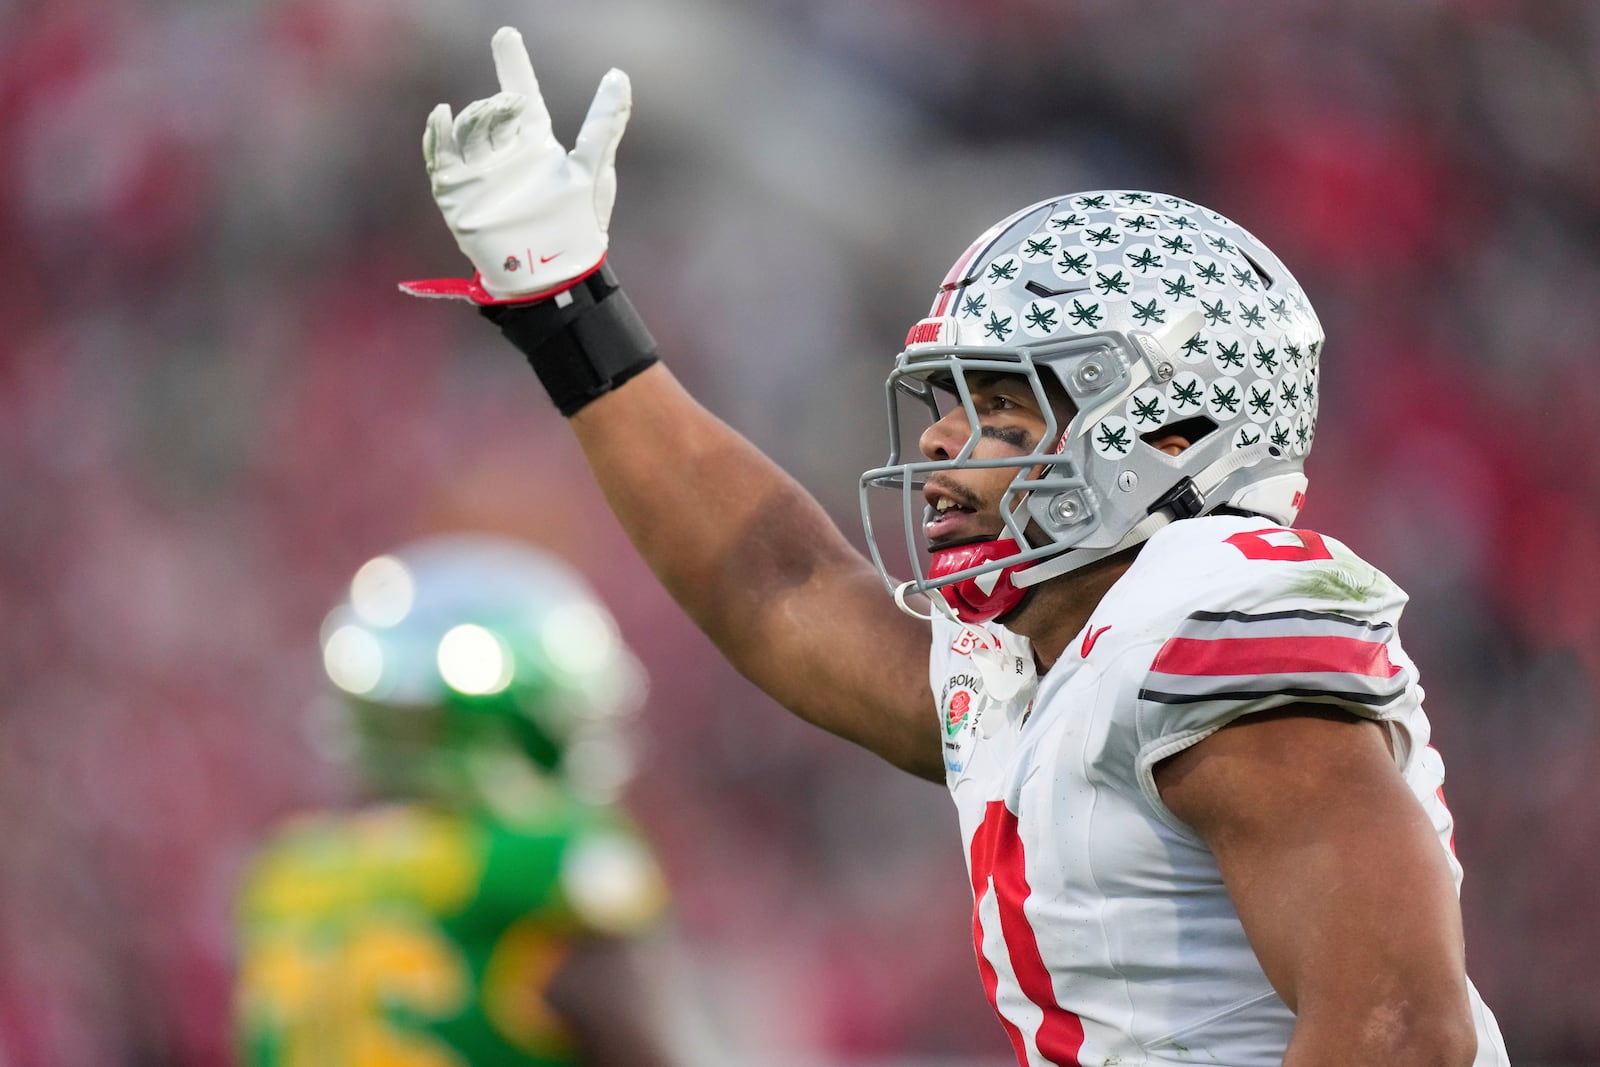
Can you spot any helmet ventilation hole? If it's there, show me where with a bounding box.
[1240,250,1276,290]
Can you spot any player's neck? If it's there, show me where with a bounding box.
[1004,546,1141,672]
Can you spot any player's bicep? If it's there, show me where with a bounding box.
[746,561,942,782]
[1155,707,1473,1052]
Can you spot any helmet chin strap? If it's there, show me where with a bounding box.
[891,574,1008,659]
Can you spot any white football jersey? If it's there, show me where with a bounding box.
[931,515,1509,1067]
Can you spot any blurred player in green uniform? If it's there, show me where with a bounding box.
[234,534,701,1067]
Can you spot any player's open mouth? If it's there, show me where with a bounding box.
[923,485,987,545]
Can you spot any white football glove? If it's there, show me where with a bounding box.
[400,27,632,304]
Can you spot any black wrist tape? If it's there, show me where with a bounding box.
[479,264,659,417]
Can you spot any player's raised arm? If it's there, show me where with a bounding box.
[401,28,941,782]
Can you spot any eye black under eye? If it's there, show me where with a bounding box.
[981,425,1031,448]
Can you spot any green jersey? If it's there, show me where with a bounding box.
[234,797,668,1067]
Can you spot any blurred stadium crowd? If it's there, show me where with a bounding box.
[2,0,1597,1063]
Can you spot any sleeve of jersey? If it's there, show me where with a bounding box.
[1133,536,1419,790]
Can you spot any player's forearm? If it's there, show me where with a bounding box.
[566,363,942,780]
[569,362,871,653]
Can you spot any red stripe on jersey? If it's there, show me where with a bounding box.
[970,801,1086,1066]
[1151,635,1401,679]
[1429,749,1457,856]
[1437,785,1456,855]
[969,904,1020,1062]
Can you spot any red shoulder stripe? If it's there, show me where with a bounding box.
[1152,634,1401,679]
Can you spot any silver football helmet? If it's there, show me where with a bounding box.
[860,191,1324,623]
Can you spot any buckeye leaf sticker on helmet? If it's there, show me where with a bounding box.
[860,191,1325,624]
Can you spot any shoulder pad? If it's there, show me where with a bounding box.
[1132,516,1415,722]
[1129,516,1407,624]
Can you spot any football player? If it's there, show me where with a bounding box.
[233,534,705,1066]
[400,28,1512,1067]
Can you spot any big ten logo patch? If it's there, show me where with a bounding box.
[951,627,1000,657]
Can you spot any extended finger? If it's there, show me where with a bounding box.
[571,68,632,177]
[490,27,551,143]
[452,93,527,166]
[422,103,462,173]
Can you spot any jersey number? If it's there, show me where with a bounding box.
[238,915,469,1067]
[970,800,1085,1066]
[1224,527,1333,562]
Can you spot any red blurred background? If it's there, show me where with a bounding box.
[2,1,1596,1063]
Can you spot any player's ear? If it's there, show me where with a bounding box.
[1144,414,1213,456]
[1146,432,1192,456]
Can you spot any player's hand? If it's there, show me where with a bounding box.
[400,27,632,304]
